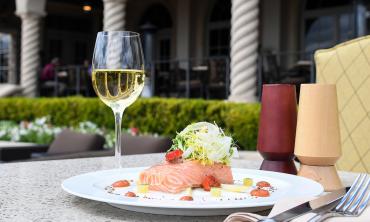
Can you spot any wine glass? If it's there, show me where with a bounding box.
[92,31,145,168]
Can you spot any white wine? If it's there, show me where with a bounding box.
[92,69,145,110]
[92,32,145,168]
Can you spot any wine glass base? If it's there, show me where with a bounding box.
[260,159,297,175]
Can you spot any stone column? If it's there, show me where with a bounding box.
[229,0,259,103]
[16,0,46,97]
[103,0,127,31]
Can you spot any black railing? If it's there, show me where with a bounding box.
[147,56,230,99]
[42,65,92,97]
[44,52,315,100]
[47,57,231,99]
[257,51,315,99]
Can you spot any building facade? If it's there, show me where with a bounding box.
[0,0,368,100]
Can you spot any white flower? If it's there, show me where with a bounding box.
[10,128,20,141]
[19,128,27,135]
[35,117,48,125]
[44,128,53,135]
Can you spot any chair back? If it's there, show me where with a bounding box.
[315,36,370,173]
[209,59,226,84]
[121,133,172,155]
[263,52,280,82]
[48,129,105,155]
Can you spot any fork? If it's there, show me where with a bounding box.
[308,173,370,222]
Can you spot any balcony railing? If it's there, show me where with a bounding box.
[146,56,230,99]
[42,52,315,100]
[47,57,231,99]
[47,65,92,97]
[257,51,315,99]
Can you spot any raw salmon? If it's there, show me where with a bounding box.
[139,160,233,193]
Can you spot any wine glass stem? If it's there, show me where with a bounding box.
[114,110,124,168]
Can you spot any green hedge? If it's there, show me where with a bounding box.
[0,97,260,150]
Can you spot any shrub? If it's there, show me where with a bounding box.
[0,97,260,150]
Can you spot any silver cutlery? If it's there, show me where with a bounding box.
[257,188,346,222]
[308,173,370,222]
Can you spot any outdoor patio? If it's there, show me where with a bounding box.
[0,0,370,221]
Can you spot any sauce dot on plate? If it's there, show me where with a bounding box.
[250,189,270,197]
[124,191,136,197]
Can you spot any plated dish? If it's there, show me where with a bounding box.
[62,122,324,216]
[62,167,323,215]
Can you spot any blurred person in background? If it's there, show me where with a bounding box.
[41,57,59,81]
[40,57,66,96]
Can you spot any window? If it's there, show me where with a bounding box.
[208,0,231,57]
[139,3,172,63]
[304,16,336,52]
[305,0,352,10]
[340,13,355,41]
[0,34,10,82]
[302,0,355,54]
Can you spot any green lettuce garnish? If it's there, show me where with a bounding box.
[169,122,238,165]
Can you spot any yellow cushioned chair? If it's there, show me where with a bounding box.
[315,36,370,173]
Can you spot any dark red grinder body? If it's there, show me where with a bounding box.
[257,84,297,174]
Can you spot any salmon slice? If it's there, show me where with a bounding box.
[139,160,233,193]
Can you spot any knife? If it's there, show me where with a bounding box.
[259,188,347,222]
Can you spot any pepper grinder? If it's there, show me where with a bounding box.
[294,84,343,191]
[257,84,298,175]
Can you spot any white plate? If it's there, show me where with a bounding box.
[62,167,323,216]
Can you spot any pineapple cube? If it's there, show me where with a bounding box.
[243,178,253,187]
[137,184,149,193]
[184,187,192,196]
[210,187,221,197]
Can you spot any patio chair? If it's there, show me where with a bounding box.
[174,61,203,98]
[260,51,310,99]
[206,59,227,99]
[121,133,172,155]
[46,129,105,155]
[155,70,172,97]
[0,83,23,97]
[315,35,370,173]
[262,52,308,84]
[30,133,172,161]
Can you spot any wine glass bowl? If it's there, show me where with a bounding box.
[92,31,145,168]
[92,69,145,110]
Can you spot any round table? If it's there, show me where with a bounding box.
[0,152,359,222]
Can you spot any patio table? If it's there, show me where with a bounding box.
[0,141,48,162]
[0,151,360,222]
[192,65,209,98]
